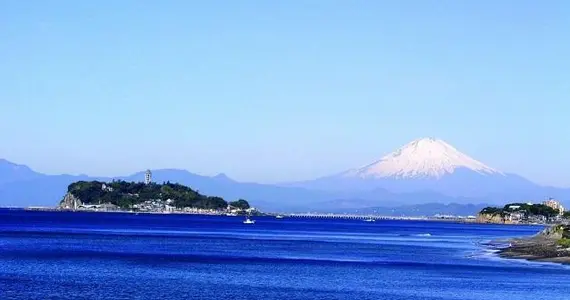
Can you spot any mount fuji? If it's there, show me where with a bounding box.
[341,138,500,179]
[290,138,545,201]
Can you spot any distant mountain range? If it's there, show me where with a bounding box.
[0,164,337,211]
[1,138,568,215]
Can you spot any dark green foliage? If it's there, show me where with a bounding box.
[529,205,559,219]
[480,206,503,215]
[65,180,246,210]
[229,199,250,210]
[557,238,570,247]
[561,226,570,239]
[502,203,559,219]
[69,181,107,204]
[564,211,570,218]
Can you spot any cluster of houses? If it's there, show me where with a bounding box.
[132,199,176,213]
[503,206,545,223]
[73,198,257,215]
[225,205,257,216]
[75,203,120,212]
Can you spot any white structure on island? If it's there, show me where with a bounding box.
[543,198,565,215]
[144,169,152,185]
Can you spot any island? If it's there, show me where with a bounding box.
[476,202,566,224]
[58,180,255,215]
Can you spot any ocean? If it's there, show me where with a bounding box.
[1,210,569,300]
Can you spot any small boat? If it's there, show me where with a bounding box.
[364,218,376,222]
[243,217,256,224]
[275,215,284,219]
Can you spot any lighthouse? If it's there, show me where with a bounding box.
[144,169,152,185]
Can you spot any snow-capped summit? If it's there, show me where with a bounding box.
[287,137,542,203]
[341,138,502,179]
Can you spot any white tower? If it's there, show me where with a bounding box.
[144,169,152,185]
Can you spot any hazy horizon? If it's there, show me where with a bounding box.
[3,136,570,190]
[2,1,570,186]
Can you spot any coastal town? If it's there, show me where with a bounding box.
[63,199,258,216]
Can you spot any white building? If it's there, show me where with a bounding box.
[543,198,565,215]
[144,169,152,185]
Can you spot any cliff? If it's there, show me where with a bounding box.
[476,212,508,224]
[59,192,82,209]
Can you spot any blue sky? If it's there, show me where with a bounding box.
[1,1,569,186]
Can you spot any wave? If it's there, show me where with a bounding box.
[398,233,432,237]
[8,248,565,274]
[470,241,570,270]
[0,227,449,243]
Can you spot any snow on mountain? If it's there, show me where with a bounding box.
[341,137,502,179]
[286,137,549,203]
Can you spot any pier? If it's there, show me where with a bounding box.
[283,213,426,221]
[276,213,475,222]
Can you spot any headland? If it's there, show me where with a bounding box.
[494,224,570,264]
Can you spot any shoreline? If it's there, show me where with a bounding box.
[489,227,570,265]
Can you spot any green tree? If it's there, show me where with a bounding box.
[66,180,231,210]
[229,199,250,210]
[480,206,503,215]
[482,203,560,219]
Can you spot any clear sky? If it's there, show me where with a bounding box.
[1,1,569,186]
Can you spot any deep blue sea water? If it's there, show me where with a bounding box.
[1,210,569,300]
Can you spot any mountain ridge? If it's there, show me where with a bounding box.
[0,159,44,185]
[1,136,569,212]
[0,160,494,211]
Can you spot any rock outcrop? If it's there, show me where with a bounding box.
[476,212,507,224]
[537,224,566,240]
[59,192,82,209]
[498,225,570,263]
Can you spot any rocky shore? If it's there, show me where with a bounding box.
[495,225,570,264]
